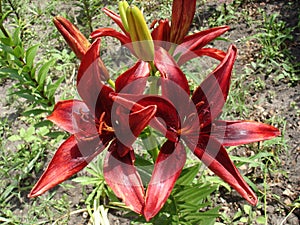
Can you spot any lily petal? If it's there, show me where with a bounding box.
[115,60,150,94]
[47,100,96,134]
[170,0,196,44]
[154,47,190,97]
[110,93,180,141]
[175,26,230,56]
[185,135,258,205]
[151,19,171,50]
[104,148,144,214]
[212,120,280,146]
[192,45,237,127]
[144,140,186,221]
[90,27,131,45]
[77,39,114,119]
[177,48,226,66]
[102,7,129,35]
[113,105,157,157]
[28,135,104,198]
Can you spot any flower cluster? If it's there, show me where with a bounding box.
[29,0,280,221]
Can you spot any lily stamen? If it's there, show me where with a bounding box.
[98,112,115,135]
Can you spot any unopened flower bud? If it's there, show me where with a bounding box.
[118,0,130,32]
[126,5,154,62]
[53,16,90,60]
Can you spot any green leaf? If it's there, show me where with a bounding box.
[36,59,56,89]
[22,109,49,116]
[46,75,65,99]
[12,28,21,46]
[73,176,102,185]
[25,44,39,68]
[174,184,216,205]
[256,216,266,224]
[0,36,13,46]
[243,204,252,215]
[23,126,36,142]
[0,10,12,24]
[8,134,21,142]
[0,68,21,80]
[13,45,24,58]
[33,119,52,128]
[176,163,200,185]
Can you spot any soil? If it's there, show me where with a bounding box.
[1,0,299,224]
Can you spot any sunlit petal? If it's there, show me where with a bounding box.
[144,140,186,221]
[77,39,114,119]
[177,48,226,66]
[115,61,150,94]
[212,120,280,146]
[28,135,104,198]
[192,45,237,127]
[185,135,258,205]
[104,148,144,214]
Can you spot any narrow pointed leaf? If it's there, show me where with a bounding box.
[185,135,257,205]
[104,149,144,214]
[144,140,186,221]
[192,45,237,127]
[212,120,280,146]
[28,135,104,198]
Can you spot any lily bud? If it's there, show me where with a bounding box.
[118,0,130,32]
[53,16,90,60]
[126,5,154,61]
[170,0,196,44]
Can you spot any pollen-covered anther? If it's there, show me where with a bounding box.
[98,112,114,135]
[195,101,205,108]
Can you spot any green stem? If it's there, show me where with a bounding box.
[82,0,93,33]
[168,44,176,56]
[148,76,159,95]
[106,78,115,89]
[141,127,159,162]
[149,61,156,76]
[0,0,10,38]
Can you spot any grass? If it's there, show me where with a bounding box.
[1,0,299,224]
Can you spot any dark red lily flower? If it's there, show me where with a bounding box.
[112,45,280,220]
[91,0,229,64]
[28,39,159,214]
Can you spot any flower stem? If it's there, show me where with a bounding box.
[106,78,115,89]
[141,127,159,162]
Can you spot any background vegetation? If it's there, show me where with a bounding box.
[0,0,299,224]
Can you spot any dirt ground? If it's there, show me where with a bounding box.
[206,0,300,224]
[1,0,299,224]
